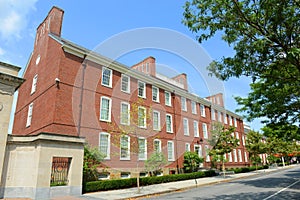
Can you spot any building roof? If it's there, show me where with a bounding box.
[49,33,243,120]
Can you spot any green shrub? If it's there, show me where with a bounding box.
[83,170,216,193]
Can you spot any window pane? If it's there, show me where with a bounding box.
[153,111,160,130]
[99,133,109,158]
[166,114,172,133]
[138,81,145,97]
[138,107,146,128]
[120,136,129,159]
[138,138,146,160]
[121,75,129,92]
[102,68,111,86]
[100,98,110,121]
[167,142,174,161]
[121,103,129,125]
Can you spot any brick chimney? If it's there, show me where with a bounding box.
[171,73,188,90]
[131,56,156,76]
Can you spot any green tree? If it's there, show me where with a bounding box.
[208,122,239,174]
[245,130,266,170]
[145,152,168,176]
[183,0,300,126]
[183,151,204,173]
[83,145,105,183]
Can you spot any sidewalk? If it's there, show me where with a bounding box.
[79,165,294,200]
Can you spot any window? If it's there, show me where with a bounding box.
[205,145,210,162]
[138,138,147,160]
[244,152,248,162]
[26,102,33,127]
[167,141,175,161]
[238,149,243,162]
[31,74,38,94]
[98,172,110,180]
[99,132,110,159]
[194,144,202,157]
[153,110,161,131]
[120,135,130,160]
[193,121,199,137]
[100,97,112,122]
[183,118,189,136]
[229,116,233,126]
[101,67,112,87]
[218,111,222,122]
[152,86,159,102]
[236,132,240,145]
[121,172,131,179]
[242,135,245,146]
[120,102,130,125]
[191,101,197,114]
[138,81,146,98]
[121,74,130,93]
[200,104,206,117]
[202,123,208,139]
[234,118,238,127]
[166,114,173,133]
[224,114,228,124]
[165,91,171,106]
[233,149,237,162]
[228,152,233,162]
[154,139,161,153]
[138,107,146,128]
[185,143,191,152]
[181,97,187,111]
[211,109,216,120]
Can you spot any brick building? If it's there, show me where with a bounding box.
[13,7,249,178]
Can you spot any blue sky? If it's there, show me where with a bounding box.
[0,0,263,131]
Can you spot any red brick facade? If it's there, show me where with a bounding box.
[13,7,250,177]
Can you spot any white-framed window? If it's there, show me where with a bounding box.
[194,144,202,157]
[120,102,130,125]
[31,74,38,94]
[218,111,222,122]
[234,118,238,127]
[101,67,112,87]
[98,172,110,180]
[200,104,206,117]
[181,97,187,111]
[236,132,240,145]
[242,135,245,146]
[238,149,243,162]
[244,152,248,162]
[202,123,208,139]
[153,110,161,131]
[152,86,159,102]
[224,114,228,124]
[121,172,131,179]
[138,81,146,98]
[165,91,172,106]
[120,135,130,160]
[211,109,216,120]
[233,149,237,162]
[226,152,232,162]
[185,143,191,152]
[205,145,210,162]
[138,106,146,128]
[26,102,33,127]
[191,101,197,114]
[193,121,199,137]
[138,137,147,160]
[99,132,110,159]
[167,141,175,161]
[153,139,162,153]
[183,118,189,136]
[166,114,173,133]
[121,74,130,93]
[100,96,112,122]
[229,116,233,126]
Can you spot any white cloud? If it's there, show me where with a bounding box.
[0,0,38,41]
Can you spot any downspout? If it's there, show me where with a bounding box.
[77,54,87,137]
[172,91,179,174]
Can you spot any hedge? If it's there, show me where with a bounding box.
[83,170,216,193]
[230,165,269,174]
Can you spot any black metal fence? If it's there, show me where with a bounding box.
[50,157,71,186]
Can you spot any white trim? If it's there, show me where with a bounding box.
[138,137,147,160]
[152,86,160,102]
[153,139,162,153]
[26,102,33,127]
[138,106,147,128]
[138,80,146,98]
[183,118,189,136]
[165,91,172,106]
[153,110,161,131]
[193,120,199,137]
[120,135,130,160]
[30,74,38,95]
[99,132,111,160]
[200,104,206,117]
[166,114,173,133]
[167,141,175,161]
[121,74,130,93]
[202,123,208,139]
[120,102,130,125]
[191,101,197,114]
[181,97,187,111]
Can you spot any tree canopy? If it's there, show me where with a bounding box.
[183,0,300,125]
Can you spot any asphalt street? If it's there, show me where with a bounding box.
[142,165,300,200]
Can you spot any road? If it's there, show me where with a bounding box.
[142,165,300,200]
